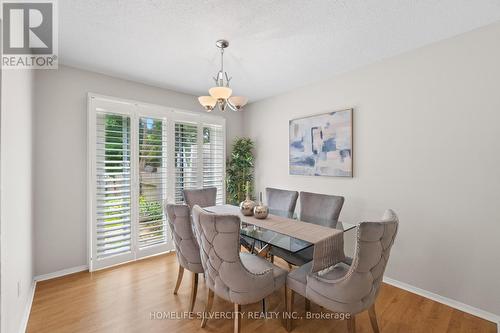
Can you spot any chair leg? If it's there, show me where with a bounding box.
[173,265,184,295]
[234,303,241,333]
[189,272,199,313]
[262,298,266,313]
[250,240,256,254]
[286,287,294,332]
[201,289,214,328]
[270,254,274,263]
[304,299,311,312]
[347,315,356,333]
[368,304,380,333]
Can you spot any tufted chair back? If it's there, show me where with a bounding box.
[191,205,276,305]
[183,187,217,209]
[165,204,204,273]
[299,191,345,228]
[305,209,399,315]
[266,187,299,218]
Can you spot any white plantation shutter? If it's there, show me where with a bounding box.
[89,95,225,271]
[174,122,199,204]
[95,113,132,259]
[203,125,224,204]
[138,117,168,249]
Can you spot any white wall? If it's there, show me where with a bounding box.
[33,65,244,276]
[1,70,35,333]
[243,22,500,316]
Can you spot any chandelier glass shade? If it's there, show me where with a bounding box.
[198,40,247,112]
[197,96,216,111]
[209,86,232,100]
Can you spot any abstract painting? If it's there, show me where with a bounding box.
[289,109,352,177]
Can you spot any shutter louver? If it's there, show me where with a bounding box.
[174,123,198,203]
[95,113,132,259]
[203,125,224,204]
[138,117,168,249]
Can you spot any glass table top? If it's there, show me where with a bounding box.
[239,208,357,254]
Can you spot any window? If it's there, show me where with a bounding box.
[88,95,226,270]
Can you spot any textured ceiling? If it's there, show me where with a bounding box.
[60,0,500,101]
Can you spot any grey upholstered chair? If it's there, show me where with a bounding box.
[286,210,399,333]
[191,205,287,333]
[299,191,345,228]
[183,187,217,209]
[165,204,204,312]
[266,187,299,218]
[271,192,345,267]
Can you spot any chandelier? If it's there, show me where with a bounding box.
[198,40,248,112]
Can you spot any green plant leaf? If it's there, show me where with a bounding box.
[226,137,255,205]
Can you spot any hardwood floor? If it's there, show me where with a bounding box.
[27,253,497,333]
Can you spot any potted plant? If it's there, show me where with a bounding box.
[226,137,255,205]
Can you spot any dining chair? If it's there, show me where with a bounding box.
[183,187,217,209]
[266,187,299,218]
[165,204,204,312]
[285,209,399,333]
[191,205,288,333]
[299,191,345,228]
[270,192,345,267]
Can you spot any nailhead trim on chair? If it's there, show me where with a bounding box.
[304,210,399,315]
[165,204,204,273]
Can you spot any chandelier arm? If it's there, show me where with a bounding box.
[226,99,238,111]
[217,99,227,112]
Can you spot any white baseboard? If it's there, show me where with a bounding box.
[34,265,88,282]
[19,280,37,333]
[17,266,88,333]
[383,276,500,324]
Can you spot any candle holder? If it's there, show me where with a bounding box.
[239,181,255,216]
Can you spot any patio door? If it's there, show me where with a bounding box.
[135,109,171,259]
[88,94,225,271]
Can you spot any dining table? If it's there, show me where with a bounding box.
[204,204,356,269]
